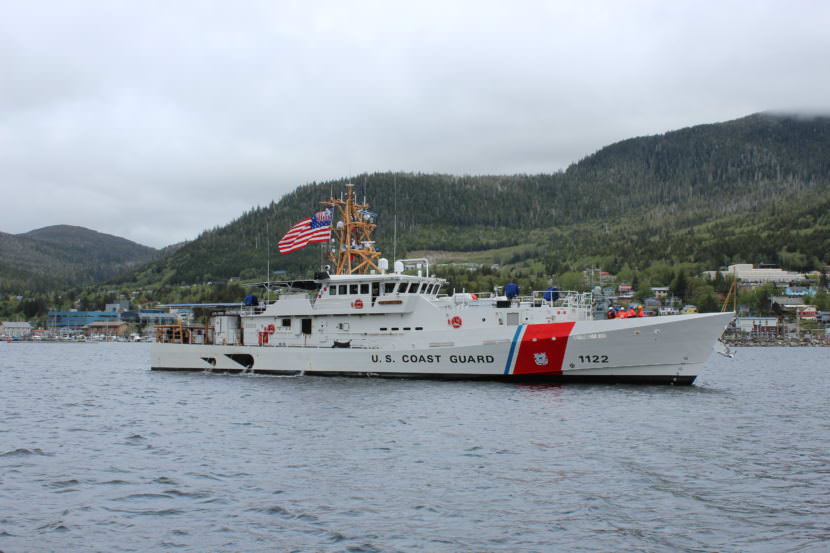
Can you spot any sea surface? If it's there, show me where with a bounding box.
[0,343,828,553]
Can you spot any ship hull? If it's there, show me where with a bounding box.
[151,312,732,385]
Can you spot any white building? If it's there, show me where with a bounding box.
[734,317,779,335]
[0,321,32,338]
[703,264,805,285]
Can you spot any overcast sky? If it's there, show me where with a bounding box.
[2,1,829,248]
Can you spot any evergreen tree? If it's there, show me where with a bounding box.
[671,270,688,302]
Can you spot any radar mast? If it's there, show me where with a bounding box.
[322,184,382,274]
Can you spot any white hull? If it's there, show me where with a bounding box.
[151,312,732,385]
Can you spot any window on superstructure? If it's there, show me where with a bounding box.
[384,283,396,294]
[349,284,358,294]
[338,285,347,295]
[417,283,425,294]
[281,318,291,327]
[360,283,369,294]
[407,283,418,293]
[329,287,337,296]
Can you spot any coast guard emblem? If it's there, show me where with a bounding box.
[533,352,549,366]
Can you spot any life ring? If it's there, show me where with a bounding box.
[352,298,364,309]
[267,324,276,334]
[450,315,462,328]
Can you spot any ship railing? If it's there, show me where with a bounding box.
[155,323,214,345]
[459,289,593,313]
[529,290,594,311]
[239,305,268,316]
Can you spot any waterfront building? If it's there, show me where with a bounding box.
[703,264,806,285]
[121,310,180,325]
[104,300,130,313]
[47,311,121,329]
[0,321,32,338]
[734,317,780,336]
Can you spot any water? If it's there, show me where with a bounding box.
[1,343,828,553]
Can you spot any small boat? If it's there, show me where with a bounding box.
[151,185,732,384]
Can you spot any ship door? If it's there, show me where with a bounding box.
[372,282,379,306]
[301,318,312,335]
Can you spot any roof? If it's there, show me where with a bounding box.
[771,296,805,306]
[85,321,128,328]
[1,321,32,328]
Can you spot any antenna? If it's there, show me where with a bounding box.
[393,174,397,263]
[267,220,272,302]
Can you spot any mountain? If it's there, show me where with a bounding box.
[0,225,162,292]
[114,112,830,287]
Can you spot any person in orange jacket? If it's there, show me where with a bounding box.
[616,306,627,319]
[627,305,637,318]
[637,305,645,317]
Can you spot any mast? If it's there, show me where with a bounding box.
[321,184,382,274]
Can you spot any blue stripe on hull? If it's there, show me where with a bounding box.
[503,325,524,375]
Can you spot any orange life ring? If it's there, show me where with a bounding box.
[450,315,462,328]
[353,298,364,309]
[267,324,276,334]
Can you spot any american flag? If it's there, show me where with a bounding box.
[277,208,332,254]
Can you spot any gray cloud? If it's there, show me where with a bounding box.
[1,0,829,247]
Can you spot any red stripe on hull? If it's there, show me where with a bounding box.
[512,322,575,375]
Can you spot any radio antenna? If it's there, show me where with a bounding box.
[393,174,397,263]
[266,219,271,303]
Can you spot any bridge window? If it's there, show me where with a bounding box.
[384,282,396,294]
[349,284,358,294]
[360,283,369,294]
[338,285,347,295]
[329,287,337,296]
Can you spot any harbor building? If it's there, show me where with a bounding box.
[0,321,32,338]
[47,311,121,330]
[703,264,806,285]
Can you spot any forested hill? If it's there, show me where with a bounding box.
[112,112,830,286]
[0,225,161,292]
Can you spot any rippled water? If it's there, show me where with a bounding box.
[1,343,829,552]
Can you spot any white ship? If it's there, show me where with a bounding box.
[151,185,733,384]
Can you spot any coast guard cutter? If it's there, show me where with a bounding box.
[151,185,732,384]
